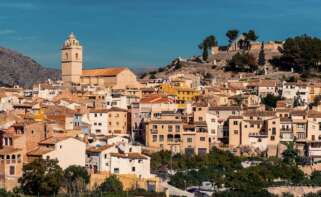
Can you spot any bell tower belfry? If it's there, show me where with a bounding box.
[61,32,83,85]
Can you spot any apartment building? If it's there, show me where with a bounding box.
[228,111,280,152]
[145,110,211,154]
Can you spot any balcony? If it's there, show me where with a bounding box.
[248,132,268,137]
[280,133,294,142]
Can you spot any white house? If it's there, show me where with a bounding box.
[282,82,309,104]
[27,137,86,169]
[89,109,109,135]
[0,91,19,112]
[86,142,151,178]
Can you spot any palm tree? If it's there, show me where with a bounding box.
[199,35,218,61]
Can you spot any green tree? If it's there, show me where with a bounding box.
[282,142,299,165]
[226,29,239,50]
[64,165,90,195]
[282,192,294,197]
[261,94,283,109]
[98,175,123,193]
[244,30,258,42]
[271,35,321,73]
[225,52,258,72]
[238,30,259,50]
[19,159,63,196]
[310,171,321,185]
[258,42,266,66]
[199,35,218,61]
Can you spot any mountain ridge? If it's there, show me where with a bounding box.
[0,47,61,88]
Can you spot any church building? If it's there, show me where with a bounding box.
[61,33,141,89]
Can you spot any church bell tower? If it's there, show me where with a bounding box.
[61,32,83,85]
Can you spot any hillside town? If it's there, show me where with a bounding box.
[0,32,320,197]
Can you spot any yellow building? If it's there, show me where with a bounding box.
[61,33,141,89]
[159,84,199,109]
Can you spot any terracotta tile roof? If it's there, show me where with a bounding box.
[86,144,114,153]
[258,80,277,87]
[209,106,241,111]
[89,109,109,113]
[38,136,71,145]
[82,67,126,77]
[228,115,243,119]
[107,107,128,112]
[0,147,22,155]
[27,146,53,156]
[140,95,174,104]
[308,110,321,118]
[243,110,275,117]
[291,110,307,116]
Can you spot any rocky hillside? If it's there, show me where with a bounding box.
[0,47,60,88]
[140,49,290,82]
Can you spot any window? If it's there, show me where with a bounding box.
[9,166,15,175]
[211,119,215,122]
[272,128,276,135]
[113,168,119,174]
[132,167,136,172]
[168,125,173,132]
[152,125,158,130]
[234,130,238,134]
[244,125,248,128]
[200,137,205,141]
[198,117,203,121]
[187,138,193,143]
[270,136,275,141]
[60,145,62,149]
[250,124,254,128]
[104,154,107,159]
[272,121,276,125]
[175,125,180,132]
[94,113,97,117]
[211,129,215,134]
[233,121,238,125]
[319,122,321,130]
[159,135,164,142]
[98,123,102,126]
[152,135,157,142]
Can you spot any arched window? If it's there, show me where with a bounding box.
[11,155,16,160]
[9,138,12,146]
[75,53,78,60]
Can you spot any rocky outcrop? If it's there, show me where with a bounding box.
[0,47,60,88]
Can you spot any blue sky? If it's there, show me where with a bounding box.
[0,0,320,71]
